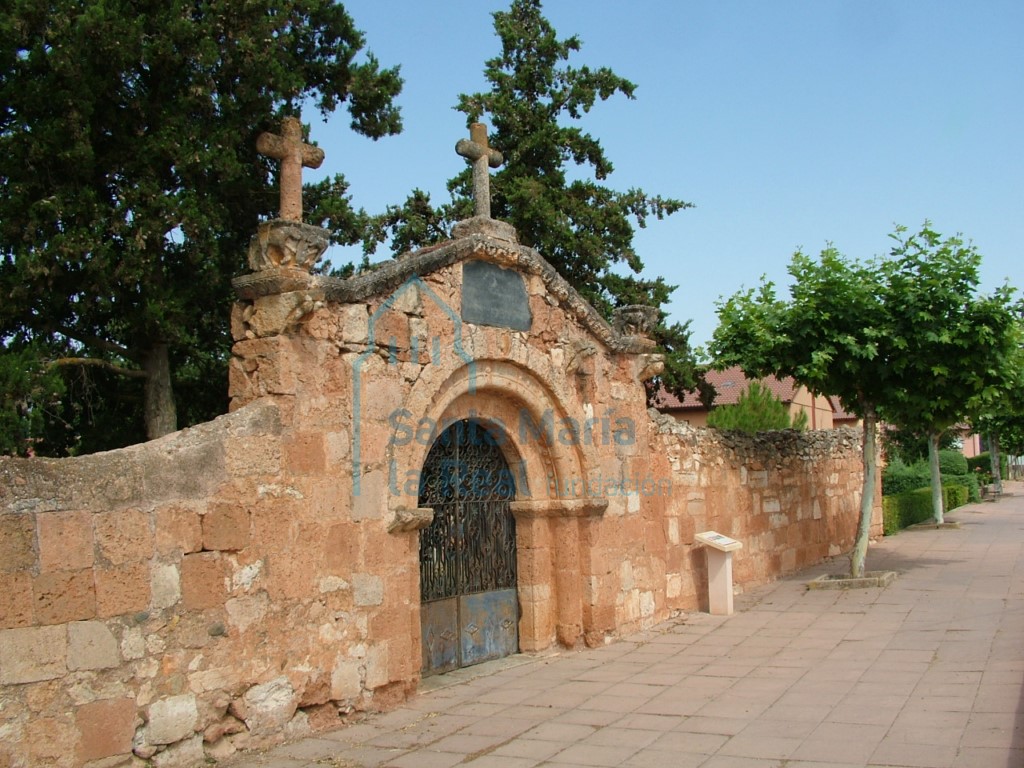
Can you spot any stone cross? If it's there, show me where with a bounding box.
[456,123,503,218]
[256,116,325,222]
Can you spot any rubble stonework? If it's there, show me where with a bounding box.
[0,225,880,767]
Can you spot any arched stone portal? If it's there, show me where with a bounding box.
[418,418,519,676]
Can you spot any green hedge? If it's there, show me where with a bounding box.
[967,451,1009,483]
[882,484,970,535]
[948,472,980,503]
[883,455,980,502]
[882,460,931,496]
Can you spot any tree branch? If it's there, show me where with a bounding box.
[52,326,137,361]
[49,357,148,379]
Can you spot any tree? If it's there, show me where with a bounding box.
[0,0,402,454]
[710,248,890,577]
[364,0,704,397]
[971,324,1024,495]
[706,381,807,433]
[879,224,1020,522]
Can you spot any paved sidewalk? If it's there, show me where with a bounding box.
[231,484,1024,768]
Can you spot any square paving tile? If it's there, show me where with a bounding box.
[546,742,641,766]
[870,738,958,767]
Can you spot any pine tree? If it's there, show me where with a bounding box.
[706,382,804,433]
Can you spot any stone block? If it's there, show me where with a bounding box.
[37,511,93,572]
[352,574,383,607]
[95,562,151,618]
[0,572,34,628]
[155,506,202,556]
[340,304,369,344]
[242,676,295,733]
[331,659,362,700]
[266,548,316,600]
[33,569,96,624]
[151,563,181,610]
[151,734,204,768]
[95,508,152,565]
[26,716,78,764]
[0,625,66,683]
[225,593,268,633]
[351,469,385,521]
[372,309,410,354]
[0,513,37,572]
[324,523,357,572]
[283,432,327,475]
[202,503,250,552]
[364,644,389,689]
[180,553,227,610]
[147,693,198,745]
[68,621,120,671]
[76,697,136,762]
[120,626,145,660]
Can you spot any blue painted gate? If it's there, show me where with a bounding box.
[419,420,518,676]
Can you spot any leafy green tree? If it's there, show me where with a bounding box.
[971,324,1024,494]
[0,0,402,454]
[365,0,703,397]
[706,381,807,433]
[710,248,890,577]
[879,224,1020,523]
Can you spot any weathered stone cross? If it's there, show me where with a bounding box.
[256,116,325,222]
[456,123,503,218]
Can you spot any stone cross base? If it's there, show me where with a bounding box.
[452,216,518,243]
[247,219,330,273]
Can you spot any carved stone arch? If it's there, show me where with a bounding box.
[390,358,607,512]
[389,359,608,653]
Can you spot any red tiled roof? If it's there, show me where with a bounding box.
[830,398,858,423]
[654,366,801,411]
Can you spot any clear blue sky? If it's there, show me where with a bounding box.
[309,1,1024,348]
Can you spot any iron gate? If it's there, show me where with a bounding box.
[419,419,518,676]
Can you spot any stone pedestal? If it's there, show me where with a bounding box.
[695,531,743,616]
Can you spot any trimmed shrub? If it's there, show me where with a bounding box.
[946,473,980,503]
[938,449,968,476]
[944,484,969,510]
[883,488,933,534]
[882,484,970,534]
[882,459,930,496]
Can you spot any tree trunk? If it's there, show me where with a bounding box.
[990,432,1003,495]
[928,431,944,524]
[850,407,877,578]
[142,343,177,440]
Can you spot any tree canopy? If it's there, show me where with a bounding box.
[710,245,887,576]
[0,0,402,455]
[970,323,1024,493]
[877,225,1020,522]
[711,223,1020,571]
[364,0,704,400]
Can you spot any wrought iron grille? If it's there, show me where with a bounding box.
[419,420,517,603]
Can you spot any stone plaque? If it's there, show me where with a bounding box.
[461,260,532,331]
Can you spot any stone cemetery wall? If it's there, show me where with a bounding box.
[0,402,419,767]
[0,236,879,767]
[637,415,880,626]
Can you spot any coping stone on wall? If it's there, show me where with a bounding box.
[0,402,281,514]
